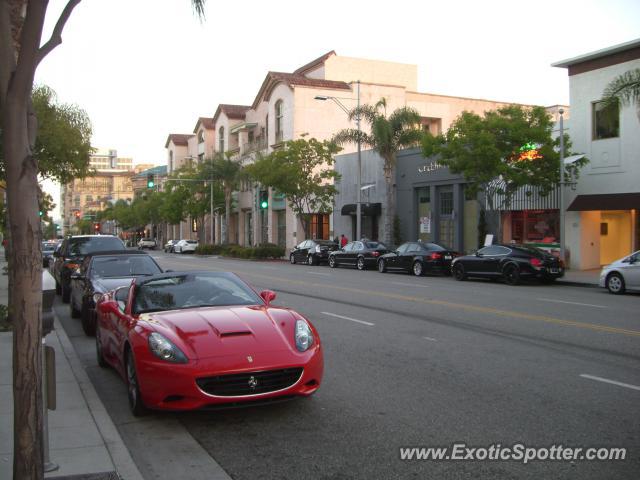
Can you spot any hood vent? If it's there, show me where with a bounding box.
[220,331,252,338]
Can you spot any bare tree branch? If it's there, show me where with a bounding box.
[35,0,81,67]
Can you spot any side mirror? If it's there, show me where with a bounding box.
[260,290,277,305]
[475,252,483,257]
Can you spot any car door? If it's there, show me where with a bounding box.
[387,243,409,269]
[622,252,640,288]
[112,285,133,371]
[465,246,496,274]
[346,242,360,265]
[401,243,421,270]
[295,241,309,262]
[335,242,351,265]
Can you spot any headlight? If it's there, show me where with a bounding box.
[93,293,103,304]
[148,332,188,363]
[295,319,314,352]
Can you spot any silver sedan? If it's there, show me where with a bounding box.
[599,250,640,294]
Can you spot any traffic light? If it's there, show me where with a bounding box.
[38,210,43,217]
[147,174,155,189]
[93,222,100,233]
[74,211,81,219]
[259,190,268,209]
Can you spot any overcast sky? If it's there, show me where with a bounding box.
[37,0,640,219]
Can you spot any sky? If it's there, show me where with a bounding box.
[37,0,640,219]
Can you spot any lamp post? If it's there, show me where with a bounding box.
[559,108,565,264]
[315,80,362,241]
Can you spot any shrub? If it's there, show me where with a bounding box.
[195,243,285,259]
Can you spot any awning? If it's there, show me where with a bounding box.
[567,193,640,211]
[340,203,382,216]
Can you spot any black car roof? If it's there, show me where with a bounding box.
[135,270,239,287]
[85,250,150,258]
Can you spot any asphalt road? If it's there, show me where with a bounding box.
[55,251,640,480]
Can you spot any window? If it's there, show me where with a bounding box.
[198,130,205,143]
[396,243,409,254]
[440,191,453,215]
[510,210,558,244]
[218,127,225,153]
[479,246,509,256]
[354,242,364,251]
[169,151,173,172]
[275,100,283,142]
[343,242,354,252]
[592,100,619,140]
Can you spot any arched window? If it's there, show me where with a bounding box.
[274,100,283,142]
[218,127,225,153]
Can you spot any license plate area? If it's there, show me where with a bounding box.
[444,255,452,260]
[549,268,559,274]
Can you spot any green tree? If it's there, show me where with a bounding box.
[333,99,423,245]
[422,104,588,237]
[245,135,341,236]
[601,68,640,114]
[0,4,205,477]
[210,152,243,244]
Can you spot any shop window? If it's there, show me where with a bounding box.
[592,100,619,140]
[510,210,558,244]
[305,214,329,240]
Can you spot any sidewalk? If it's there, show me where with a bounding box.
[0,257,143,480]
[556,268,601,287]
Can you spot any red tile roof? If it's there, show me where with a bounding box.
[293,50,336,75]
[212,104,251,123]
[164,133,194,148]
[196,117,215,130]
[251,72,350,109]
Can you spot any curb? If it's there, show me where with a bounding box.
[52,315,144,480]
[556,280,600,288]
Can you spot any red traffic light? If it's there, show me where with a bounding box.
[93,222,100,232]
[75,211,81,218]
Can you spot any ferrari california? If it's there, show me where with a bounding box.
[95,271,323,415]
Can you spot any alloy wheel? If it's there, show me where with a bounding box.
[290,254,296,264]
[357,257,365,270]
[378,259,386,273]
[412,261,423,276]
[453,264,466,281]
[126,350,147,416]
[607,273,625,294]
[504,265,520,286]
[329,256,337,268]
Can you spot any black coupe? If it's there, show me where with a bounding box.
[329,241,388,270]
[377,241,459,276]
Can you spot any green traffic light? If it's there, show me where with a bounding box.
[147,181,154,188]
[38,211,43,216]
[260,200,268,209]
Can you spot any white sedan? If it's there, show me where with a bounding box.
[599,250,640,294]
[174,239,198,254]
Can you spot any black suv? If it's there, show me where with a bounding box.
[52,235,127,303]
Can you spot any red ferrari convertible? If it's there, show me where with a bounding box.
[95,271,323,415]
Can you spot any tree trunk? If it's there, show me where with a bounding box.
[4,89,44,480]
[382,163,396,246]
[223,188,231,244]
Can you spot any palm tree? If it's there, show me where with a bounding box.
[211,153,243,244]
[601,68,640,118]
[333,98,423,245]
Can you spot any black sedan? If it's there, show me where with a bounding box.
[329,241,388,270]
[42,241,59,268]
[69,250,163,336]
[377,241,459,276]
[289,239,339,266]
[451,244,564,285]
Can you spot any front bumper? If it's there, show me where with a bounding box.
[135,346,323,411]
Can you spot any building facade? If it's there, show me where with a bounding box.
[553,39,640,269]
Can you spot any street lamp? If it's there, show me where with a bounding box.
[315,80,362,241]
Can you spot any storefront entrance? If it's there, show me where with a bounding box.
[600,211,632,265]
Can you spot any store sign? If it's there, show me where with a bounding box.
[417,161,444,174]
[511,142,543,162]
[419,215,431,233]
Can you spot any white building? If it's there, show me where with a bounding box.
[553,38,640,270]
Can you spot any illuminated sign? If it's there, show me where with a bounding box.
[511,142,542,162]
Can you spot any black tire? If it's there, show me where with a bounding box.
[503,264,520,286]
[378,259,387,273]
[61,283,71,303]
[81,302,96,336]
[308,254,316,266]
[357,256,366,271]
[70,296,81,318]
[96,327,108,368]
[126,349,148,417]
[290,254,296,264]
[412,261,423,277]
[55,280,61,295]
[453,263,466,281]
[606,272,626,295]
[329,256,337,268]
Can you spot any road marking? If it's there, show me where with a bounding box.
[392,282,429,288]
[321,311,374,326]
[307,271,330,276]
[423,336,437,342]
[580,374,640,391]
[538,298,606,309]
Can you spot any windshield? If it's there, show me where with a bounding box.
[419,243,447,251]
[365,242,385,249]
[42,243,57,252]
[91,255,162,277]
[68,237,126,256]
[133,272,262,314]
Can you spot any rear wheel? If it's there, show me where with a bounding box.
[126,349,147,417]
[503,265,520,286]
[290,254,296,264]
[378,259,387,273]
[95,327,108,368]
[606,272,625,295]
[357,257,366,271]
[412,261,423,276]
[308,254,317,266]
[452,263,466,281]
[329,256,337,268]
[81,302,96,336]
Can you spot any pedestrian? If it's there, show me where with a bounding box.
[340,234,348,247]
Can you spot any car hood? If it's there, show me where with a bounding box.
[93,277,135,293]
[142,306,296,359]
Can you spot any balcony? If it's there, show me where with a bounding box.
[241,137,267,156]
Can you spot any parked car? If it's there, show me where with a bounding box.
[174,239,198,253]
[329,241,388,270]
[451,244,564,285]
[599,250,640,294]
[52,235,127,303]
[164,239,178,253]
[42,241,59,268]
[377,241,459,276]
[95,271,323,415]
[69,250,163,336]
[137,238,157,250]
[290,239,338,266]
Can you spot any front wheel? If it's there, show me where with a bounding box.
[126,349,148,417]
[503,265,521,286]
[606,273,626,295]
[378,259,387,273]
[452,263,466,281]
[329,256,337,268]
[81,302,96,336]
[70,297,81,318]
[412,261,423,276]
[96,327,108,368]
[290,254,296,264]
[308,254,316,266]
[357,257,366,271]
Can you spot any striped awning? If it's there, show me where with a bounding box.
[485,181,560,211]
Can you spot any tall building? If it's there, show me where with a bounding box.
[60,149,135,234]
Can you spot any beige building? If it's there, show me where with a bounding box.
[170,51,542,248]
[61,149,135,234]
